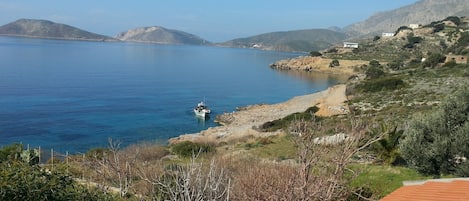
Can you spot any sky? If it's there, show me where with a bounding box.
[0,0,420,42]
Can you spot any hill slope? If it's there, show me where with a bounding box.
[116,26,210,45]
[218,29,347,52]
[0,19,115,41]
[345,0,469,37]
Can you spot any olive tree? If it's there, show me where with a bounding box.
[400,88,469,177]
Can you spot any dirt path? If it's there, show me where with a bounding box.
[169,84,349,144]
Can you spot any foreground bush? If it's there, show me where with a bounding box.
[171,141,215,157]
[0,162,117,201]
[400,88,469,177]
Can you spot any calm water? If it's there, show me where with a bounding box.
[0,37,346,153]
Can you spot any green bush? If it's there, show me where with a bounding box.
[309,51,322,57]
[445,16,461,26]
[387,60,404,71]
[259,106,319,132]
[329,59,340,68]
[0,143,39,165]
[423,53,445,68]
[0,143,23,163]
[0,158,117,201]
[85,147,111,159]
[400,88,469,177]
[171,141,215,157]
[357,77,405,92]
[365,66,385,79]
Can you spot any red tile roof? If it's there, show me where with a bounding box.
[380,178,469,201]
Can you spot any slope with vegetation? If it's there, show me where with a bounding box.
[219,29,347,52]
[345,0,469,38]
[2,16,469,200]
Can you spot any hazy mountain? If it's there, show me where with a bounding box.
[345,0,469,37]
[0,19,115,41]
[218,29,348,52]
[116,26,210,45]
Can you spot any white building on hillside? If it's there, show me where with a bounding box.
[343,42,359,48]
[382,32,395,37]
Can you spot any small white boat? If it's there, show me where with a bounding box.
[194,101,211,118]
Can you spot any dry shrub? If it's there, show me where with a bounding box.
[229,118,381,201]
[231,160,299,201]
[139,155,232,201]
[123,143,170,162]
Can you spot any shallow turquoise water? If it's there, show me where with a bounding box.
[0,36,346,153]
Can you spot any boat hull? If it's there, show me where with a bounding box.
[194,109,210,118]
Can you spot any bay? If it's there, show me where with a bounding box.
[0,36,347,153]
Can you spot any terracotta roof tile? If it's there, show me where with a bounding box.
[380,178,469,201]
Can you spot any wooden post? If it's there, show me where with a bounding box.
[38,146,41,164]
[51,148,54,170]
[66,151,69,173]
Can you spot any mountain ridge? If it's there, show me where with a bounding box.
[345,0,469,37]
[0,19,116,41]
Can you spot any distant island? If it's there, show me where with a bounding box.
[0,19,116,42]
[116,26,211,45]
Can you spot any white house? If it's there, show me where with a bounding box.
[343,42,358,48]
[382,32,395,37]
[409,24,421,29]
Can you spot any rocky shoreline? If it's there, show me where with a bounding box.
[169,84,350,144]
[270,56,369,75]
[168,56,368,144]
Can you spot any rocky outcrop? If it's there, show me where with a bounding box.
[0,19,116,41]
[116,26,210,45]
[270,56,369,75]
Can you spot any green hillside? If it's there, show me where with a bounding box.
[219,29,347,52]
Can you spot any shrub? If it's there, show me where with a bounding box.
[373,36,381,41]
[400,88,469,177]
[259,106,319,132]
[0,143,23,163]
[365,66,385,79]
[0,143,39,165]
[407,35,423,44]
[357,77,405,92]
[445,16,461,26]
[423,53,445,68]
[85,147,110,159]
[309,51,322,57]
[171,141,215,157]
[396,26,412,34]
[0,161,117,201]
[369,60,381,67]
[329,59,340,68]
[388,60,404,71]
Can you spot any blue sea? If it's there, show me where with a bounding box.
[0,36,347,153]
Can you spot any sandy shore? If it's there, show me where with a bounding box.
[169,84,349,144]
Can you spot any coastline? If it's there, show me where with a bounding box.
[270,56,369,75]
[169,84,350,144]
